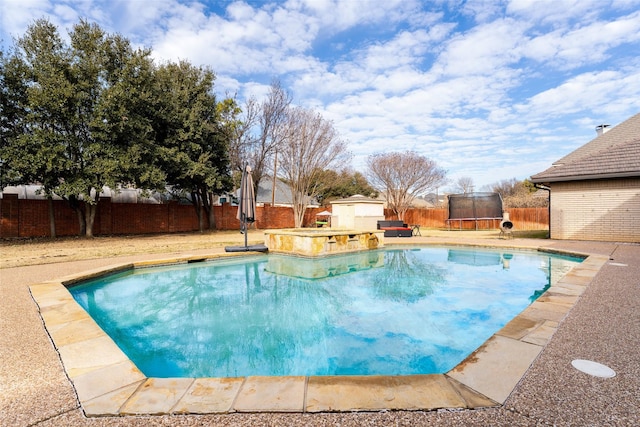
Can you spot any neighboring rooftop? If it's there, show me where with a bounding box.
[255,176,293,205]
[531,112,640,183]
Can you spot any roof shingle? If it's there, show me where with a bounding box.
[530,113,640,183]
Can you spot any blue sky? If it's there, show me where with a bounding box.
[2,0,639,190]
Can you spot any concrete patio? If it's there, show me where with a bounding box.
[1,232,638,426]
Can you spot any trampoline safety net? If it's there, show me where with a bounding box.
[448,192,503,220]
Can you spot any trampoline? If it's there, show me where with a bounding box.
[447,192,504,230]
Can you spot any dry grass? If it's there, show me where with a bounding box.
[0,230,264,269]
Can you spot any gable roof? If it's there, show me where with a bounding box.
[253,177,320,206]
[255,177,293,205]
[530,112,640,183]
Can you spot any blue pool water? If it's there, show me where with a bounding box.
[70,247,582,378]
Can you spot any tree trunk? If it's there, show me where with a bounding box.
[206,192,216,230]
[294,206,304,228]
[68,196,86,236]
[191,191,204,232]
[85,202,98,238]
[47,197,57,238]
[84,191,100,237]
[293,197,307,228]
[199,187,215,230]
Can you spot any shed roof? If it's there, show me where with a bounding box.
[330,195,384,205]
[530,112,640,183]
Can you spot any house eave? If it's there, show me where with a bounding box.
[530,171,640,185]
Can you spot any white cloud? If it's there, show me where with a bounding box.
[518,68,640,117]
[433,18,527,77]
[523,10,640,69]
[462,0,505,23]
[290,0,424,33]
[1,0,56,42]
[506,0,602,25]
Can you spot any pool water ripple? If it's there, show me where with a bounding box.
[69,247,581,379]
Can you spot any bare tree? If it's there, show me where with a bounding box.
[228,80,292,193]
[367,151,447,221]
[279,107,351,227]
[489,177,520,198]
[489,178,547,208]
[455,176,474,194]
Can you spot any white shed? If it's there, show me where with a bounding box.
[330,195,385,230]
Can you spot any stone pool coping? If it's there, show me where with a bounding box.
[28,246,608,417]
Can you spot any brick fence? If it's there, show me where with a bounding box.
[1,194,548,238]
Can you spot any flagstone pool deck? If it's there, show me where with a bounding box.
[2,234,639,426]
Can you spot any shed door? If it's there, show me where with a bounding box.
[342,205,355,228]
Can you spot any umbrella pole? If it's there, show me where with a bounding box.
[244,220,248,249]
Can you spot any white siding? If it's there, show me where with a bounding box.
[550,178,640,242]
[331,198,385,230]
[354,203,384,217]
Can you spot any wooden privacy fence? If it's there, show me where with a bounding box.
[1,194,548,238]
[390,207,548,231]
[506,207,550,231]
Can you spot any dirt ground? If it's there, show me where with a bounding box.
[0,229,546,269]
[0,230,265,269]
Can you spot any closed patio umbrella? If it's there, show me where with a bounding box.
[225,165,268,252]
[237,165,256,238]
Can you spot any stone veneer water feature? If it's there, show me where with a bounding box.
[263,228,384,257]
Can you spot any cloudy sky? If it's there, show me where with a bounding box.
[2,0,639,190]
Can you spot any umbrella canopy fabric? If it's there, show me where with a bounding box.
[225,165,267,253]
[237,165,256,227]
[316,210,332,216]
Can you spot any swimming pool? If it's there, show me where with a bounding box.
[69,247,582,379]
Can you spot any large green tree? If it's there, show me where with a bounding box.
[3,19,245,237]
[2,19,165,237]
[1,22,72,236]
[1,49,28,188]
[154,60,232,230]
[311,169,378,204]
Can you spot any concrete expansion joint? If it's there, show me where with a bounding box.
[167,378,196,415]
[302,376,310,412]
[116,377,148,415]
[28,406,80,427]
[228,376,249,413]
[28,286,87,418]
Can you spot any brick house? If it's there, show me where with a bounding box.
[530,113,640,243]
